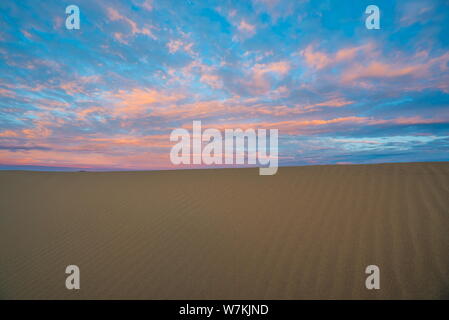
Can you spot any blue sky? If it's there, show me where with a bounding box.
[0,0,448,170]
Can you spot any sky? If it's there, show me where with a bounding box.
[0,0,449,171]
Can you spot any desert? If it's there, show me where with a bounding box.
[1,162,448,299]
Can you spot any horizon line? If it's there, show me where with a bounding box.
[1,160,448,173]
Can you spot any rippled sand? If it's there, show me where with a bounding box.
[1,162,448,299]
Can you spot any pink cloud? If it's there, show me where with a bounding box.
[237,20,256,36]
[301,46,331,70]
[22,126,52,139]
[107,7,156,40]
[59,75,100,95]
[76,106,106,120]
[0,149,169,170]
[230,18,257,41]
[141,0,153,11]
[243,61,291,94]
[113,32,128,44]
[342,52,449,84]
[0,87,15,98]
[182,116,368,135]
[167,60,222,89]
[0,130,19,138]
[301,43,374,70]
[200,73,223,89]
[167,39,195,56]
[112,88,185,117]
[342,62,422,83]
[182,115,449,136]
[303,98,353,110]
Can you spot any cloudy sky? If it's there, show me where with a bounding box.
[1,0,448,170]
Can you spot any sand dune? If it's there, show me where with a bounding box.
[1,162,449,299]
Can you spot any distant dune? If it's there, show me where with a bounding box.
[1,162,448,299]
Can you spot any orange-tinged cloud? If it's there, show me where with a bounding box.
[181,115,449,136]
[76,106,106,120]
[0,130,19,137]
[0,149,172,170]
[255,61,291,75]
[342,62,422,83]
[182,116,368,135]
[302,43,375,70]
[112,88,185,117]
[22,126,52,139]
[303,98,353,110]
[0,87,15,98]
[200,73,223,89]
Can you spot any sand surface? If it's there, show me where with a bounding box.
[1,162,449,299]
